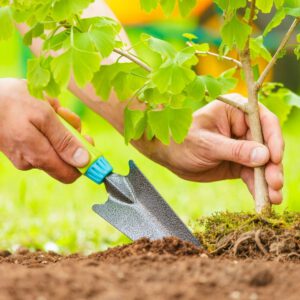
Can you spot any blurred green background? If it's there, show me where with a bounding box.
[0,6,299,253]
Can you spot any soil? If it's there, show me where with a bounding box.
[0,237,300,300]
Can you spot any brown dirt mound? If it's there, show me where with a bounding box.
[89,237,205,261]
[0,238,300,300]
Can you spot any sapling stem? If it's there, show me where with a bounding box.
[240,49,271,215]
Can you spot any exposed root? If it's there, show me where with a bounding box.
[255,229,269,256]
[194,211,300,261]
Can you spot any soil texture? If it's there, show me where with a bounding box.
[0,237,299,300]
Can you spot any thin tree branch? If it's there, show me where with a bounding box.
[248,0,256,26]
[216,94,249,113]
[187,42,242,68]
[256,18,300,91]
[195,50,243,68]
[113,48,152,72]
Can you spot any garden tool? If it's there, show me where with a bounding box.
[60,118,200,247]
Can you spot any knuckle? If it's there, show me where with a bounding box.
[13,160,31,171]
[55,133,75,154]
[32,102,54,125]
[232,141,245,160]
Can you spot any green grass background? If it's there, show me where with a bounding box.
[0,30,299,254]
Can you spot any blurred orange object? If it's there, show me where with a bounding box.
[105,0,213,25]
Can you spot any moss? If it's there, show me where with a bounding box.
[193,211,300,258]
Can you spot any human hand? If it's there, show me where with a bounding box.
[0,78,92,183]
[134,94,284,204]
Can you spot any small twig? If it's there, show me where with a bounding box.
[248,0,256,26]
[187,42,242,68]
[113,48,152,72]
[256,18,300,91]
[254,229,268,255]
[216,94,249,113]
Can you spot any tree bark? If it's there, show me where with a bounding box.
[240,50,271,215]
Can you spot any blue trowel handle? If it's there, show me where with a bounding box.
[59,116,113,184]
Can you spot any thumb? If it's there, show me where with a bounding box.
[32,105,90,168]
[210,134,270,167]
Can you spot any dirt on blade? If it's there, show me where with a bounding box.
[0,237,300,300]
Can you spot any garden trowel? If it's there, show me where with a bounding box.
[61,118,200,247]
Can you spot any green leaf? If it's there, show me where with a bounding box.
[285,90,300,108]
[263,9,286,36]
[182,33,198,41]
[202,75,223,100]
[274,0,284,8]
[218,68,238,93]
[185,76,206,102]
[0,6,14,40]
[214,0,246,10]
[143,34,176,59]
[51,47,100,88]
[191,43,210,52]
[147,107,192,144]
[140,0,159,12]
[250,36,272,61]
[79,17,121,58]
[178,0,196,17]
[43,30,70,51]
[285,7,300,17]
[161,0,176,15]
[256,0,274,13]
[152,60,196,94]
[27,58,51,98]
[258,83,300,124]
[92,63,146,101]
[221,15,252,50]
[124,108,147,144]
[52,0,93,20]
[23,23,44,46]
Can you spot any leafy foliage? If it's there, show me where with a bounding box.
[0,0,299,145]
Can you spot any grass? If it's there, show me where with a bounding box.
[0,32,299,254]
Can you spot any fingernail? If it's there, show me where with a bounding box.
[73,148,89,166]
[251,147,269,164]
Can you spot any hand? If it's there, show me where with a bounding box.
[134,95,284,205]
[0,78,92,183]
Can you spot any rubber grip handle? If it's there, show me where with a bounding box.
[58,116,102,174]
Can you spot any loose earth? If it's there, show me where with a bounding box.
[0,237,299,300]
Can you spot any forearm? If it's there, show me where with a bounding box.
[17,0,132,134]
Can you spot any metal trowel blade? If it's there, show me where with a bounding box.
[92,160,200,246]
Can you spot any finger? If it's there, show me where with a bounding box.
[259,104,284,164]
[240,167,254,196]
[24,127,80,184]
[46,97,60,111]
[265,162,283,191]
[57,107,82,132]
[30,102,90,168]
[268,188,283,205]
[206,132,270,167]
[84,134,95,146]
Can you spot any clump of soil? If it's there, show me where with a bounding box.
[195,211,300,260]
[89,237,205,261]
